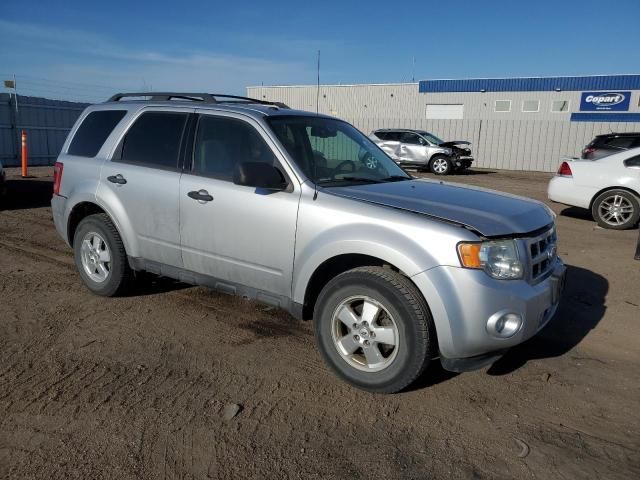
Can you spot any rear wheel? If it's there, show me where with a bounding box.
[73,213,133,296]
[429,155,452,175]
[591,189,640,230]
[314,266,435,393]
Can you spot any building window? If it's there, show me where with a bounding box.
[494,100,511,112]
[522,100,540,112]
[425,104,464,119]
[551,100,570,112]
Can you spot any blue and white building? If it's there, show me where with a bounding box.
[249,75,640,172]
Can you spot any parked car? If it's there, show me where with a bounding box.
[52,92,565,393]
[370,129,473,175]
[581,132,640,160]
[548,148,640,229]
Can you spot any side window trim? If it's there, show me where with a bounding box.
[188,113,292,190]
[111,110,189,172]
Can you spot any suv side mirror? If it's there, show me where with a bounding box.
[233,162,287,190]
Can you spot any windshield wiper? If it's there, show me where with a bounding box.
[380,175,412,182]
[318,176,382,185]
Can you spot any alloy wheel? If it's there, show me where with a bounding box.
[330,295,399,372]
[80,231,111,283]
[598,194,635,226]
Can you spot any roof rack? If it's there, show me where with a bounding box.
[107,92,289,108]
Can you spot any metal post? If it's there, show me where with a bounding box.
[21,130,28,178]
[635,227,640,260]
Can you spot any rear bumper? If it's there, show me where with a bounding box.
[51,194,69,246]
[547,176,594,210]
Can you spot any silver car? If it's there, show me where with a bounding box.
[52,92,565,393]
[370,128,473,175]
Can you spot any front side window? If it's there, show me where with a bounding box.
[399,132,423,145]
[68,110,127,157]
[268,116,410,186]
[119,112,187,169]
[192,115,278,181]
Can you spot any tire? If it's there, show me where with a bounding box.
[429,155,452,175]
[591,189,640,230]
[313,266,436,393]
[73,213,133,296]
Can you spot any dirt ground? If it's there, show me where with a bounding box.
[0,166,638,480]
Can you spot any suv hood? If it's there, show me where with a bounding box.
[324,179,552,237]
[439,140,471,147]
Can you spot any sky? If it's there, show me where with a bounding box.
[1,0,639,102]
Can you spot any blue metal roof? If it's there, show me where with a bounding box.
[570,113,640,122]
[419,75,640,93]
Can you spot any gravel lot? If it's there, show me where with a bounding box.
[1,166,639,479]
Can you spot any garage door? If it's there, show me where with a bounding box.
[426,104,464,119]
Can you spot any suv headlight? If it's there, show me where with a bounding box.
[457,240,524,280]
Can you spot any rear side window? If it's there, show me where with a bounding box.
[119,112,187,169]
[605,137,635,149]
[68,110,126,157]
[374,131,388,140]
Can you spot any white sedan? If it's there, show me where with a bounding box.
[548,147,640,230]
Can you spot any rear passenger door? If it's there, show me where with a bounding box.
[97,108,191,267]
[179,111,300,300]
[375,131,401,161]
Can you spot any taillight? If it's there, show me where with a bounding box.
[53,162,64,195]
[557,161,572,177]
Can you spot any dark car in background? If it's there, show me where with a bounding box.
[582,132,640,160]
[370,129,473,175]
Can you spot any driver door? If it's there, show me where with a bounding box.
[179,112,301,299]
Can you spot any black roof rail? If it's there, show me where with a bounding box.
[107,92,289,108]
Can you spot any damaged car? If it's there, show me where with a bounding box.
[370,128,473,175]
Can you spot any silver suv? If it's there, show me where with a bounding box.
[52,92,566,393]
[370,129,473,175]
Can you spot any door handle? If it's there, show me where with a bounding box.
[107,174,127,185]
[188,189,213,202]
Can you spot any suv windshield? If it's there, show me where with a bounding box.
[268,116,411,186]
[418,132,444,145]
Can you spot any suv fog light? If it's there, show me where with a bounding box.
[487,311,522,338]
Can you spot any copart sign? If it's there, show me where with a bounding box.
[580,91,631,111]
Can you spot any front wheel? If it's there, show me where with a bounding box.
[429,155,452,175]
[591,189,640,230]
[314,266,436,393]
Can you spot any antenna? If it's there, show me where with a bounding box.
[412,56,415,82]
[316,50,321,113]
[313,50,320,200]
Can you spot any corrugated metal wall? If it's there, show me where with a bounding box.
[0,94,88,167]
[248,84,640,172]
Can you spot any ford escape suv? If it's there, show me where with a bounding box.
[52,92,566,393]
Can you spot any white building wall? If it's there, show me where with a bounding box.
[248,84,640,172]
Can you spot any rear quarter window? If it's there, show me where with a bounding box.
[68,110,127,157]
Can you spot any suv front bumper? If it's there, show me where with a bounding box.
[412,258,566,370]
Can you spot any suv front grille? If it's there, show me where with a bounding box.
[527,227,557,282]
